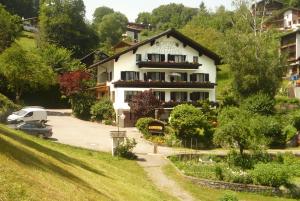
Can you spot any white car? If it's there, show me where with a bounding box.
[7,107,47,124]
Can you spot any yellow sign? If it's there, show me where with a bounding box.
[148,126,163,130]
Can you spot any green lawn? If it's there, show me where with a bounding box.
[163,164,296,201]
[0,124,176,201]
[15,31,36,50]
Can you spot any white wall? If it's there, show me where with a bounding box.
[296,33,300,59]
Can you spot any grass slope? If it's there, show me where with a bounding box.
[163,164,295,201]
[217,65,233,100]
[0,124,176,201]
[15,31,36,50]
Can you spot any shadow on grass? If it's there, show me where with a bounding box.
[0,136,113,200]
[0,127,105,177]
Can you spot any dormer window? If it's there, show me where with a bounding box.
[168,55,186,63]
[147,54,165,62]
[136,54,142,62]
[193,56,198,63]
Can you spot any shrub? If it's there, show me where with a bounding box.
[70,92,95,120]
[115,138,137,159]
[219,192,239,201]
[135,117,155,137]
[0,93,20,123]
[226,151,254,169]
[241,92,275,115]
[250,163,290,187]
[169,104,209,139]
[283,125,297,142]
[90,97,115,121]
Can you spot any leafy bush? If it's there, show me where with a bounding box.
[169,104,209,139]
[283,125,297,142]
[226,151,254,169]
[241,92,275,115]
[90,97,115,122]
[115,138,137,159]
[0,93,20,123]
[219,192,239,201]
[135,117,155,137]
[276,96,300,105]
[70,92,95,120]
[250,163,290,187]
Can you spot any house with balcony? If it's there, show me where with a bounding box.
[90,29,221,127]
[265,8,300,30]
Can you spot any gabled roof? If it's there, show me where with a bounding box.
[89,28,222,68]
[281,28,300,39]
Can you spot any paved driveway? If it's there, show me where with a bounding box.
[48,115,173,155]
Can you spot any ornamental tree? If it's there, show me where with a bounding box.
[0,44,55,102]
[129,90,160,119]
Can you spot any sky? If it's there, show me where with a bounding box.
[83,0,233,22]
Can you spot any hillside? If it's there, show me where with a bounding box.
[0,125,176,201]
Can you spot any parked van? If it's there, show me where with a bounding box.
[7,107,47,124]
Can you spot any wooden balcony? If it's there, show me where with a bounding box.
[113,80,216,89]
[137,61,201,69]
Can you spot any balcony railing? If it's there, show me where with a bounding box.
[113,80,216,89]
[160,101,219,108]
[136,61,200,69]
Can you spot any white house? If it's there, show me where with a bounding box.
[90,29,221,127]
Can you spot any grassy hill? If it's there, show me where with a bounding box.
[15,31,36,50]
[0,124,176,201]
[217,65,233,100]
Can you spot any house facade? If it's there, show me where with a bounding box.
[90,29,221,127]
[265,8,300,30]
[252,0,284,18]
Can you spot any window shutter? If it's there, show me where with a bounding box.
[205,74,209,82]
[161,92,165,102]
[183,92,188,101]
[183,55,187,62]
[137,72,140,80]
[183,73,188,81]
[205,92,209,100]
[167,54,171,61]
[161,54,165,62]
[110,72,113,81]
[190,74,197,82]
[171,92,175,101]
[161,72,165,81]
[147,54,151,61]
[144,73,147,81]
[121,71,126,80]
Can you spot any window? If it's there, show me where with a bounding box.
[108,71,113,81]
[190,92,209,102]
[24,112,33,117]
[170,73,187,82]
[136,54,142,62]
[168,54,186,62]
[147,54,165,62]
[190,73,209,82]
[153,91,165,102]
[145,72,165,81]
[171,92,187,102]
[124,91,139,102]
[121,71,139,81]
[193,56,199,63]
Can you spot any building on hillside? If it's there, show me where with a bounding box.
[265,8,300,30]
[252,0,284,17]
[90,29,221,127]
[125,22,151,42]
[80,50,109,67]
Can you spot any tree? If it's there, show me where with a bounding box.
[95,12,128,52]
[0,5,22,53]
[92,6,114,25]
[0,44,55,102]
[0,0,39,18]
[220,1,285,98]
[150,3,198,30]
[214,107,268,155]
[129,90,160,119]
[38,44,85,74]
[135,12,152,25]
[39,0,99,58]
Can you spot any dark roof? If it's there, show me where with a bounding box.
[89,28,222,68]
[80,50,109,61]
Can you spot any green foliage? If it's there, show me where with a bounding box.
[250,163,290,187]
[135,12,152,25]
[115,138,137,160]
[38,44,85,73]
[70,92,95,120]
[0,44,55,102]
[219,193,239,201]
[94,12,128,52]
[283,125,297,142]
[0,5,22,53]
[276,96,300,105]
[241,93,275,115]
[92,6,114,25]
[214,107,268,155]
[0,93,20,123]
[169,104,209,139]
[90,97,115,122]
[135,117,155,137]
[0,0,39,18]
[39,0,98,58]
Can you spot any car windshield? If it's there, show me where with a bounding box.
[13,109,28,116]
